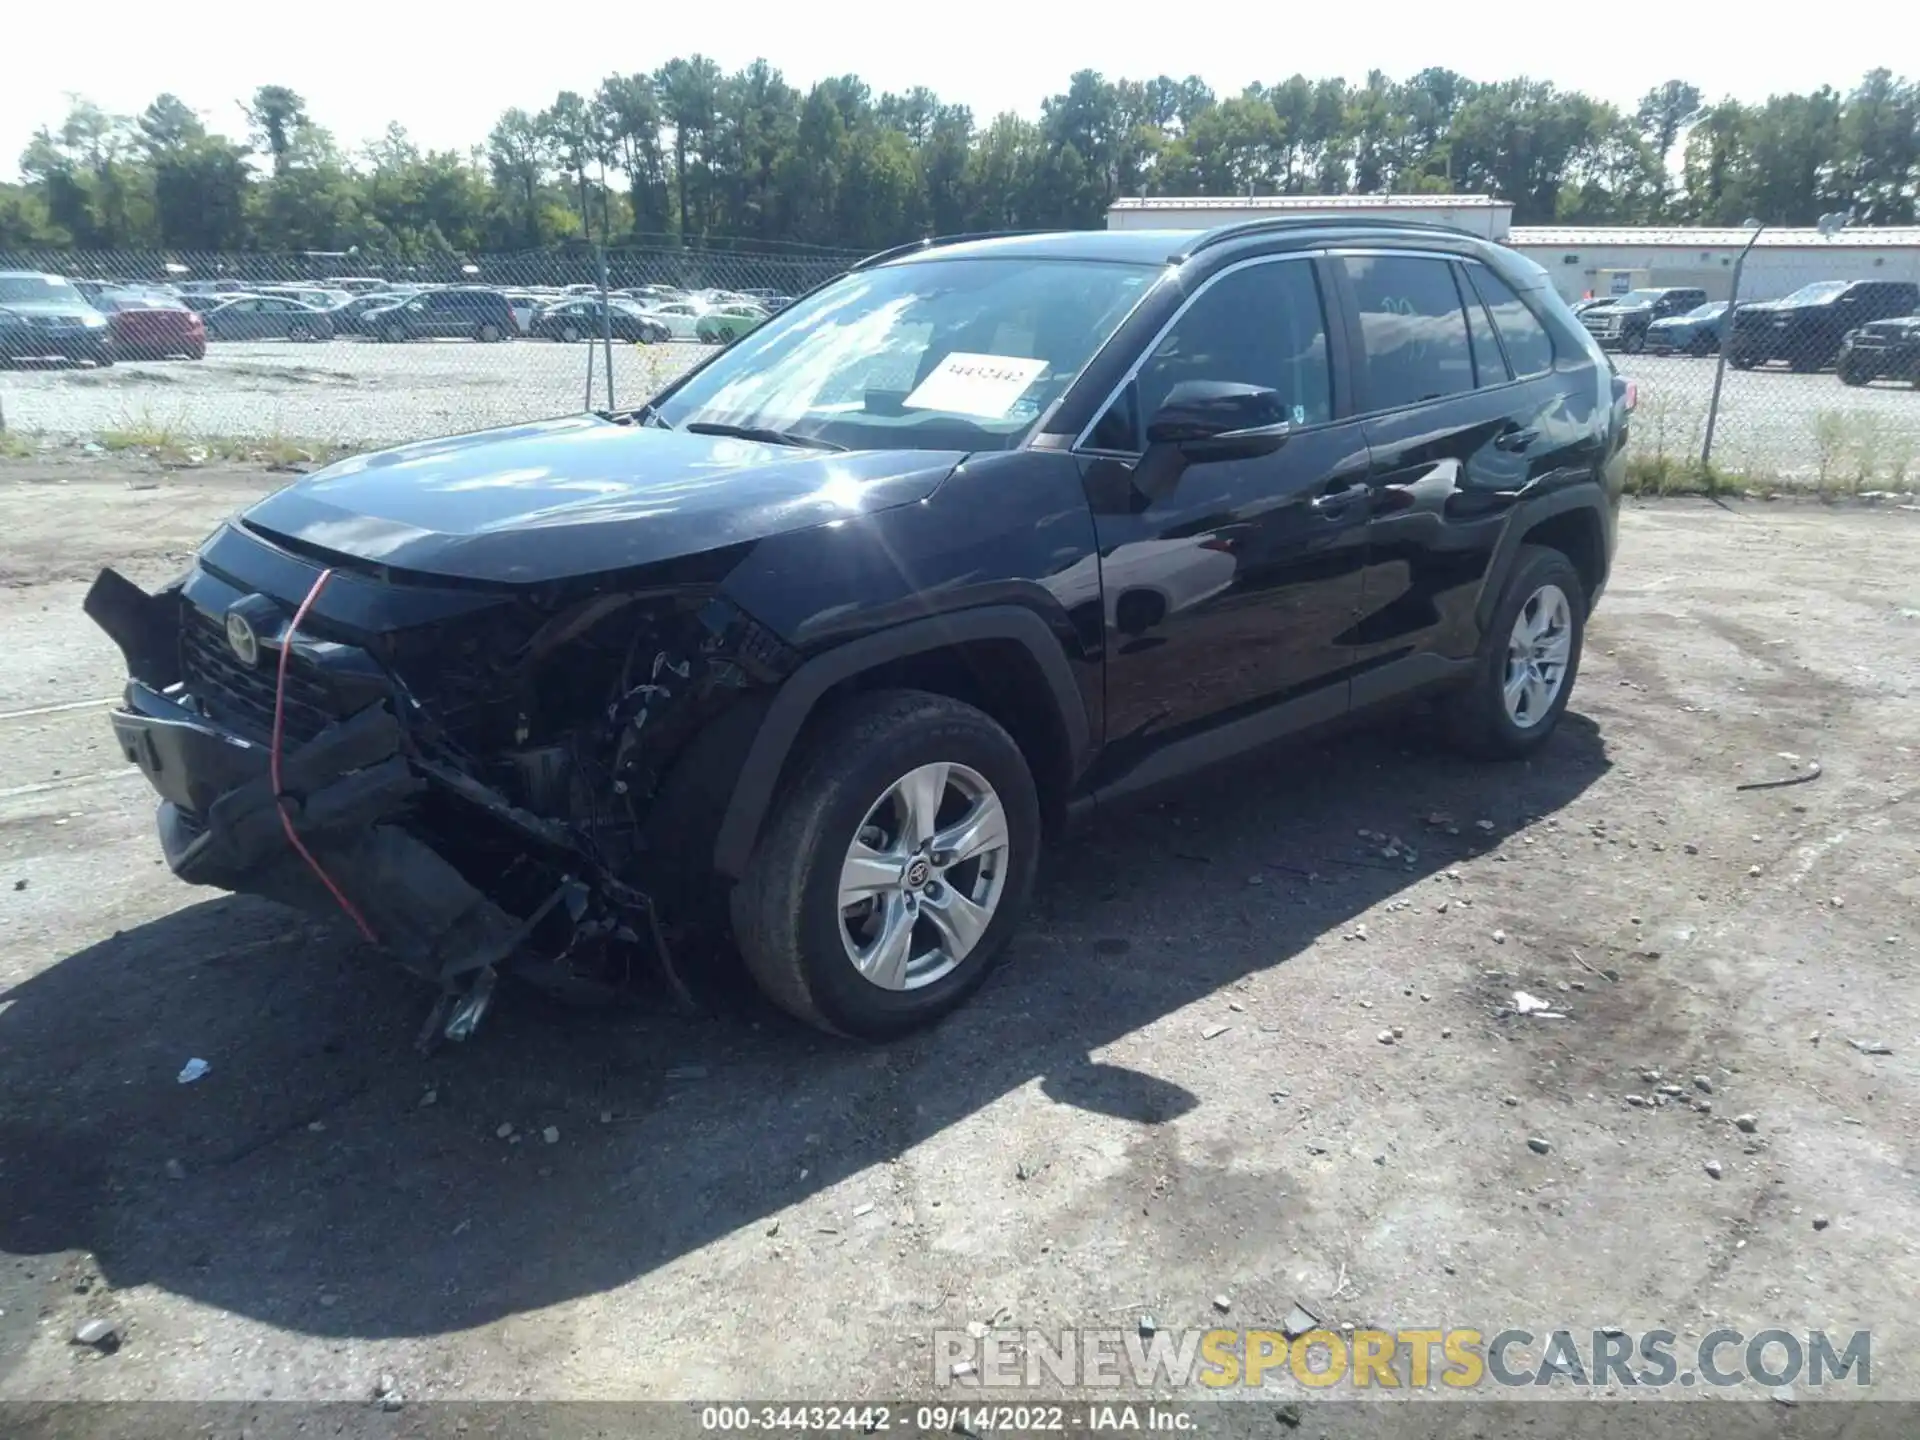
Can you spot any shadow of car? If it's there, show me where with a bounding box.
[0,717,1604,1345]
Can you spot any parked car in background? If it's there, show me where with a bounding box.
[1579,287,1707,353]
[1729,280,1920,371]
[1837,311,1920,387]
[259,285,353,311]
[202,295,335,342]
[1643,301,1729,356]
[501,292,542,335]
[695,303,770,344]
[626,284,684,306]
[323,277,394,294]
[91,289,206,360]
[365,287,517,342]
[635,299,707,340]
[0,271,114,365]
[531,297,672,344]
[178,292,246,314]
[326,291,413,337]
[736,287,797,312]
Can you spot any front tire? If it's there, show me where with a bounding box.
[1622,329,1646,354]
[476,322,503,343]
[732,690,1040,1039]
[1446,545,1586,760]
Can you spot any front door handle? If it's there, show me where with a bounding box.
[1494,427,1541,453]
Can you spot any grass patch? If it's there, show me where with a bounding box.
[1622,453,1741,497]
[0,428,34,460]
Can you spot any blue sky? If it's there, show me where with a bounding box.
[8,0,1913,176]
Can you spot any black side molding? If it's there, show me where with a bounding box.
[712,605,1090,879]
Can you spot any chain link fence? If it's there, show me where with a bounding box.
[2,235,1918,492]
[1568,232,1920,494]
[0,242,861,450]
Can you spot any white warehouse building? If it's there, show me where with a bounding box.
[1104,196,1920,306]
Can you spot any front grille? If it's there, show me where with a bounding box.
[179,606,337,744]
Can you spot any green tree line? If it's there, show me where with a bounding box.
[3,66,1916,256]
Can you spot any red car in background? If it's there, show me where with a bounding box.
[92,290,206,360]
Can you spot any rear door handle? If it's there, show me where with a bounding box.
[1494,427,1540,453]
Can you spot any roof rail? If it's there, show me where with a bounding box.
[1174,215,1482,261]
[848,230,1050,271]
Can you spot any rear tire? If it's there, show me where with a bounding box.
[1445,545,1586,760]
[383,323,407,344]
[287,320,312,342]
[476,322,503,343]
[732,689,1040,1039]
[559,323,580,343]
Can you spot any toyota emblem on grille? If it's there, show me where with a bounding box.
[225,610,260,668]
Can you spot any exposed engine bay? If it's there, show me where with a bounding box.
[85,549,797,1048]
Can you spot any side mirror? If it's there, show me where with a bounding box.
[1145,380,1292,461]
[1132,381,1291,501]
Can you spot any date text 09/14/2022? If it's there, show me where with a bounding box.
[697,1405,1195,1432]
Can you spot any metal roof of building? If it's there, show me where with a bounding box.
[1108,194,1504,211]
[1509,226,1920,248]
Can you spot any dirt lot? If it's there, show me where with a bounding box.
[1,456,1917,1419]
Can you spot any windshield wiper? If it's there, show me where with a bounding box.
[683,421,846,452]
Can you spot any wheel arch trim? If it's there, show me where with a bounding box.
[1477,486,1611,634]
[712,605,1090,879]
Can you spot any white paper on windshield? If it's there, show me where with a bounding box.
[904,352,1049,419]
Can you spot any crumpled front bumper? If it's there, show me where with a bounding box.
[107,665,528,988]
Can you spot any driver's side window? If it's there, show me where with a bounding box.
[1086,258,1332,452]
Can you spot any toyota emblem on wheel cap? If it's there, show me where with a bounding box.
[225,610,260,667]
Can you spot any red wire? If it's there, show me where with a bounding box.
[271,567,380,946]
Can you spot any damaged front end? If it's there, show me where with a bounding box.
[85,528,794,1047]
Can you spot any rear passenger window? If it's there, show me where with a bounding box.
[1467,267,1555,378]
[1341,255,1474,410]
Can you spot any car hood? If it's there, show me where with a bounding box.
[240,414,964,585]
[1646,316,1694,330]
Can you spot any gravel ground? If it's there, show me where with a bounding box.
[0,456,1917,1424]
[0,338,706,446]
[3,343,1918,487]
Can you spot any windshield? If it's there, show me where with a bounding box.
[1611,290,1664,307]
[0,274,83,305]
[1779,281,1849,306]
[654,257,1159,452]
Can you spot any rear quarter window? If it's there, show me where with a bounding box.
[1467,267,1556,378]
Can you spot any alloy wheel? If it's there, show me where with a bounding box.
[836,762,1011,992]
[1503,584,1573,729]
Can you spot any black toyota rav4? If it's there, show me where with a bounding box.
[87,221,1631,1044]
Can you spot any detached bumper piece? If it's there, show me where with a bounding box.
[89,568,670,1047]
[113,684,524,993]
